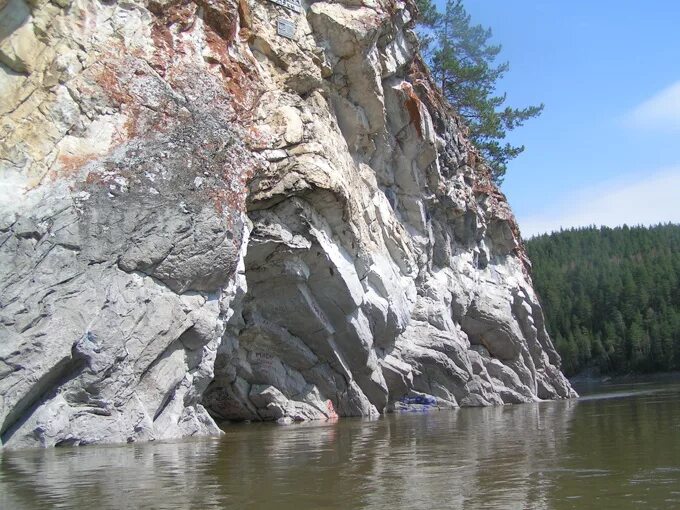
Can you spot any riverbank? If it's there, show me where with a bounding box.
[570,369,680,393]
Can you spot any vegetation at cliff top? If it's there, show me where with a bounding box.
[415,0,543,184]
[526,224,680,377]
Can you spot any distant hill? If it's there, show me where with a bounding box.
[526,224,680,376]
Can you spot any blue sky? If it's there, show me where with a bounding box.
[435,1,680,237]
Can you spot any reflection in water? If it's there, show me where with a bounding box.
[2,382,680,509]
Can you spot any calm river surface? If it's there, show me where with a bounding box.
[2,381,680,509]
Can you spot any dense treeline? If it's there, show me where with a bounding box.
[526,224,680,376]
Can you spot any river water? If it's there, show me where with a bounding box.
[2,381,680,509]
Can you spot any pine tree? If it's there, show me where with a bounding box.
[415,0,543,183]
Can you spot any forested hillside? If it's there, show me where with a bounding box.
[526,224,680,376]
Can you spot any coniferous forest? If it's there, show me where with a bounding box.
[526,224,680,376]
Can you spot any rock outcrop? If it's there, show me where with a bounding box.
[0,0,575,449]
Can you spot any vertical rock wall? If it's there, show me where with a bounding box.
[0,0,575,449]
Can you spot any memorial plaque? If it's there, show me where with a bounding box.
[267,0,302,14]
[277,18,296,39]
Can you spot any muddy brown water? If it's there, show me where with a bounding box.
[2,380,680,509]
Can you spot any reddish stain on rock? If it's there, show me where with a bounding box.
[197,0,240,41]
[53,153,97,181]
[400,81,423,137]
[325,399,339,420]
[203,27,262,117]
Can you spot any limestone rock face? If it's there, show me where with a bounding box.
[0,0,575,448]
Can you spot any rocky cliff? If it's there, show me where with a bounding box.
[0,0,575,449]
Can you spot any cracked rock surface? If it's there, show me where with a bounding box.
[0,0,575,449]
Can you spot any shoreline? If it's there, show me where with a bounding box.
[570,369,680,386]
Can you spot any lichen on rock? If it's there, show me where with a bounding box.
[0,0,575,449]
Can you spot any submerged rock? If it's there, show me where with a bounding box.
[0,0,575,449]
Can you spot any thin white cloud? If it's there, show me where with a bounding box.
[625,81,680,131]
[519,165,680,238]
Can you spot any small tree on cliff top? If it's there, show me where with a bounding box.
[416,0,543,184]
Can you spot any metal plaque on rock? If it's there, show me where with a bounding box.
[267,0,302,14]
[277,18,296,39]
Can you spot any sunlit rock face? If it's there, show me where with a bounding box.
[0,0,575,449]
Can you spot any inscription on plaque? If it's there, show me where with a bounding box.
[267,0,302,14]
[277,18,296,39]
